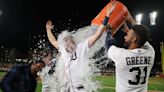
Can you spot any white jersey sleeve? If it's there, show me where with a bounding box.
[108,45,126,64]
[77,38,90,54]
[143,41,155,55]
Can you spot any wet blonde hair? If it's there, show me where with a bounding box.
[57,31,76,45]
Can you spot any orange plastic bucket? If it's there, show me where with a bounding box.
[91,1,128,35]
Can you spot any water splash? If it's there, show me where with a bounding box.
[57,25,107,58]
[32,25,111,91]
[55,25,111,92]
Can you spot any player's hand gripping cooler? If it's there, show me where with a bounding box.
[91,0,128,36]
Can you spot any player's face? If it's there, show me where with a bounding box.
[64,38,76,53]
[124,29,136,47]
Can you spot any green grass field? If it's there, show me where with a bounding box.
[0,72,164,92]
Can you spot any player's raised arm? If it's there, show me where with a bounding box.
[46,20,59,49]
[123,22,129,33]
[88,2,116,48]
[126,11,136,25]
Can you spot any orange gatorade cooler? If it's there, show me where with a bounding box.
[91,1,128,35]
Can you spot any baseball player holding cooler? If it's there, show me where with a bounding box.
[107,24,155,92]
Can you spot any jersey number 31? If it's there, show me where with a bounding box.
[129,67,147,85]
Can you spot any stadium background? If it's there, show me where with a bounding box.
[0,0,164,91]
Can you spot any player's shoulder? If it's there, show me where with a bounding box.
[108,45,127,52]
[142,42,155,55]
[108,45,129,59]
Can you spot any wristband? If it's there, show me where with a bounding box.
[102,16,110,26]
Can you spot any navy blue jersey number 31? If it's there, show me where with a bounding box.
[129,67,147,85]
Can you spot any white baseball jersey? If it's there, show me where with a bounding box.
[57,39,90,92]
[108,41,155,92]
